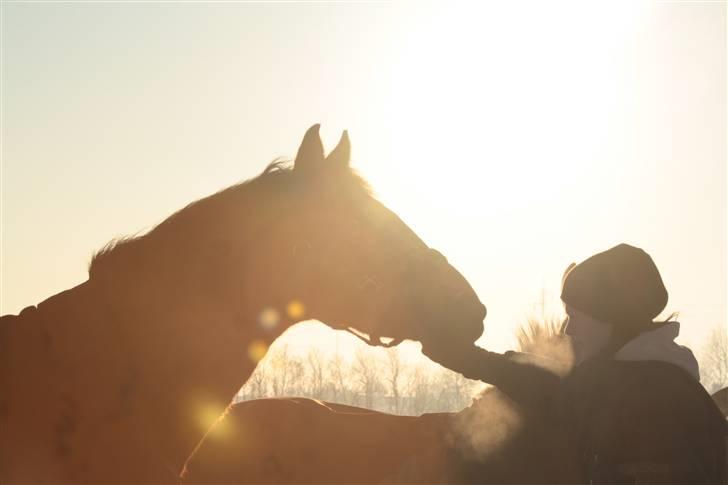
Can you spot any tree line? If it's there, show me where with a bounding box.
[236,343,484,415]
[236,320,728,414]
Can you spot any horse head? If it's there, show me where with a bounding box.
[278,124,486,347]
[89,124,486,350]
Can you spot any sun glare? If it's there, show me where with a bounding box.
[372,2,647,219]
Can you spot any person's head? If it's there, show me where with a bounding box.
[560,243,668,365]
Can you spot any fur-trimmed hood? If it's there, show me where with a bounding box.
[614,321,700,380]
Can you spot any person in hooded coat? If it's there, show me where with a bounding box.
[422,243,726,484]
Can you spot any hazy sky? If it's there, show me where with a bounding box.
[1,2,725,358]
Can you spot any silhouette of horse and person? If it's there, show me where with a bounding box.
[1,126,725,484]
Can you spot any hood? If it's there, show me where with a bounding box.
[614,321,700,380]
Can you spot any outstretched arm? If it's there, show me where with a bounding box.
[421,339,562,410]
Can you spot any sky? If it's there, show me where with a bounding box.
[1,1,725,361]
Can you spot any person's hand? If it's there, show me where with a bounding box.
[420,332,477,373]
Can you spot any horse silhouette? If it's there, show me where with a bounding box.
[0,125,486,483]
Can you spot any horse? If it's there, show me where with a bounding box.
[183,321,727,484]
[0,125,487,483]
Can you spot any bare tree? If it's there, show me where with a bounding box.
[406,364,432,415]
[268,344,291,397]
[699,326,728,394]
[326,352,350,404]
[306,348,326,398]
[385,347,404,414]
[352,348,383,410]
[239,362,268,400]
[440,369,479,411]
[287,355,306,397]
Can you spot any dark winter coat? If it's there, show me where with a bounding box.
[423,342,727,484]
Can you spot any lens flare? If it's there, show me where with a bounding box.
[195,401,228,438]
[247,340,268,363]
[258,307,279,331]
[286,300,305,320]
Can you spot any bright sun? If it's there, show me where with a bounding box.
[367,2,647,222]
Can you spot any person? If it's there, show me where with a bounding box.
[422,243,726,484]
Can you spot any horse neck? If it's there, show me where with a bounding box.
[4,243,302,482]
[96,239,303,478]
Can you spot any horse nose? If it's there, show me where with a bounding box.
[463,297,486,323]
[478,302,487,321]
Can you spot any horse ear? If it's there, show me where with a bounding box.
[294,124,325,172]
[326,130,350,167]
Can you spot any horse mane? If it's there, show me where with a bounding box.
[88,159,372,279]
[87,160,287,276]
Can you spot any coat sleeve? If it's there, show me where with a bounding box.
[422,341,562,412]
